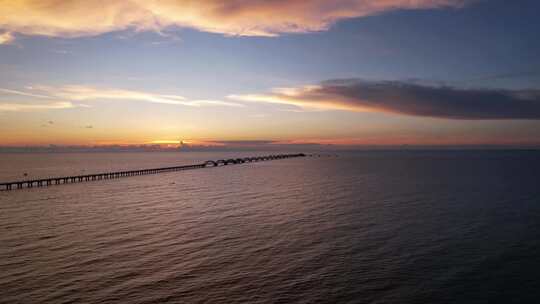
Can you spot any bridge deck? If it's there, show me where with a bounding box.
[0,153,306,191]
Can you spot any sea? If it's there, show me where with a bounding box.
[1,150,539,303]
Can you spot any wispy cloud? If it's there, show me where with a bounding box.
[42,85,242,107]
[0,101,75,112]
[229,79,540,120]
[0,31,14,44]
[2,85,242,107]
[33,85,191,105]
[0,88,51,99]
[0,1,471,40]
[0,85,81,113]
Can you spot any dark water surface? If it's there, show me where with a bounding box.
[1,151,539,303]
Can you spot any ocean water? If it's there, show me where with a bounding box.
[1,151,539,303]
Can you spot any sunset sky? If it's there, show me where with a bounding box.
[1,0,539,148]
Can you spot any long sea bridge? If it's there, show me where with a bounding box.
[0,153,306,191]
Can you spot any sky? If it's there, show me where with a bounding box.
[1,0,539,149]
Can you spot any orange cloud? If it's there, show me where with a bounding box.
[0,0,470,38]
[0,31,13,44]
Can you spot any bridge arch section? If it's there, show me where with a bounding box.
[204,160,218,167]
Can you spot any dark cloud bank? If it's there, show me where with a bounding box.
[311,79,540,120]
